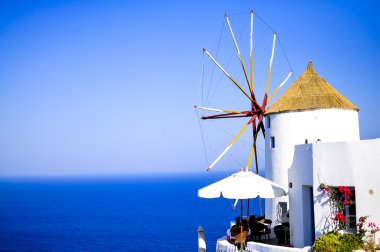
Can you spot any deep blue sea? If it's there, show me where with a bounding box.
[0,173,261,251]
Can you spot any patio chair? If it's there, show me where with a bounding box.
[263,219,272,239]
[229,224,248,250]
[249,221,266,241]
[263,219,272,225]
[274,223,290,245]
[230,223,248,242]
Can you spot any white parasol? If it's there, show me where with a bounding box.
[198,170,287,200]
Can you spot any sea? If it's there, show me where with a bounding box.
[0,173,262,252]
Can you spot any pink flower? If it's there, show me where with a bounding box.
[368,222,375,228]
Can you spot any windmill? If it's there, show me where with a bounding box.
[195,11,293,215]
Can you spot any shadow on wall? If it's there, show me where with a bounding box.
[314,187,334,238]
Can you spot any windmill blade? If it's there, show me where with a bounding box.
[203,48,253,102]
[194,105,243,115]
[249,10,254,92]
[246,120,257,172]
[268,71,293,103]
[246,143,256,172]
[264,32,277,95]
[225,14,251,91]
[207,122,251,171]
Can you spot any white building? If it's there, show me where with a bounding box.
[289,138,380,247]
[265,61,359,224]
[264,62,380,247]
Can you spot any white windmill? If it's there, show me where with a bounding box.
[264,61,360,224]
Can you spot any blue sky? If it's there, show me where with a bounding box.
[0,0,379,176]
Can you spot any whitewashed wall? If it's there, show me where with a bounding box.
[265,109,359,225]
[288,138,380,248]
[288,145,313,248]
[312,139,380,241]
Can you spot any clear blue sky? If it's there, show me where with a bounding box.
[0,0,379,176]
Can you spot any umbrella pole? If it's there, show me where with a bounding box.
[240,199,243,220]
[247,199,250,217]
[259,197,263,216]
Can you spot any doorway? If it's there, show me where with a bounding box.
[302,186,315,246]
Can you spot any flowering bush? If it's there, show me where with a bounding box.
[313,216,380,251]
[361,220,380,252]
[357,216,368,237]
[316,185,380,250]
[320,184,353,232]
[355,216,380,251]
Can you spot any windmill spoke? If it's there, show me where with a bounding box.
[225,14,251,91]
[246,119,257,172]
[246,143,256,171]
[207,122,251,171]
[268,71,293,103]
[200,109,261,120]
[203,49,253,102]
[264,32,277,95]
[201,114,252,120]
[194,105,243,114]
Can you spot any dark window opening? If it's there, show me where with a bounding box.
[345,188,356,230]
[271,136,275,148]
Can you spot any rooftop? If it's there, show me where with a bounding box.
[265,62,359,115]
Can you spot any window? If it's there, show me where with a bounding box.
[330,186,356,230]
[266,116,271,128]
[345,188,356,230]
[279,202,288,219]
[270,136,275,148]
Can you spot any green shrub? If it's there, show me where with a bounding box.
[338,233,363,252]
[312,233,341,252]
[312,232,363,252]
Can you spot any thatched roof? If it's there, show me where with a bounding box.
[265,62,359,115]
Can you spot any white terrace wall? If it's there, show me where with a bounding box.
[288,138,380,248]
